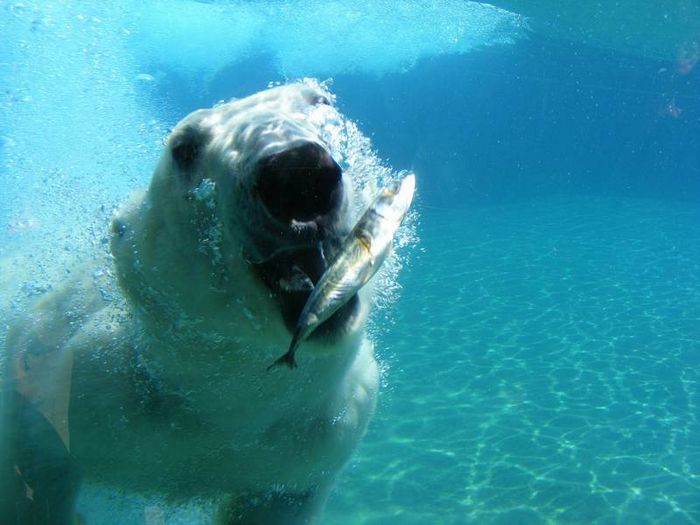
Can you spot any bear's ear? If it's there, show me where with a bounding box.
[169,125,210,183]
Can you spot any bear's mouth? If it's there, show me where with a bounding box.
[251,240,359,339]
[249,141,358,339]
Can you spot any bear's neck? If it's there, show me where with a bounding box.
[128,311,368,434]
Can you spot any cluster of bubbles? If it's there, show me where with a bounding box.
[301,79,420,339]
[0,2,166,315]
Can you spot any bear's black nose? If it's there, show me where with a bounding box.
[257,142,343,223]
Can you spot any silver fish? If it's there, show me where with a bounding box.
[269,173,416,369]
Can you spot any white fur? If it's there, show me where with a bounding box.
[5,82,381,524]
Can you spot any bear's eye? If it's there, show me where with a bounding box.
[170,125,206,173]
[314,95,330,106]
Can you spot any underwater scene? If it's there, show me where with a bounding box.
[1,1,699,524]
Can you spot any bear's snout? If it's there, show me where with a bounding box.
[256,142,343,224]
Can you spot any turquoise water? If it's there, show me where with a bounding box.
[327,196,700,524]
[2,1,700,523]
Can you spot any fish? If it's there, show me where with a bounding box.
[269,173,416,370]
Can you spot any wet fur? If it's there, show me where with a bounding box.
[1,83,379,524]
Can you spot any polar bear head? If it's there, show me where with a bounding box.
[110,82,372,358]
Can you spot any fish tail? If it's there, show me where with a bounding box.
[267,351,298,370]
[267,337,300,371]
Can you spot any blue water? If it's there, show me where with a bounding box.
[327,197,700,524]
[2,1,699,523]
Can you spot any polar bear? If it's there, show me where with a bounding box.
[1,82,392,524]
